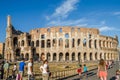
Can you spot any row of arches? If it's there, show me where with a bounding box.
[6,50,115,61]
[13,38,115,49]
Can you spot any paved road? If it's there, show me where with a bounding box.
[64,61,120,80]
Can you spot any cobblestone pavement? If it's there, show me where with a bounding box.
[64,61,120,80]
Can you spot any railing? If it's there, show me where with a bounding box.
[34,65,97,80]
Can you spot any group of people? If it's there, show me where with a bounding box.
[77,59,119,80]
[77,64,88,80]
[0,58,33,80]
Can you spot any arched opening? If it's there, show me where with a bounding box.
[78,52,81,62]
[89,40,92,48]
[90,53,92,60]
[104,53,106,60]
[72,39,75,48]
[99,40,101,48]
[16,49,21,60]
[53,39,56,47]
[65,39,69,48]
[21,40,24,46]
[36,40,39,47]
[72,52,75,61]
[53,53,56,61]
[83,39,87,47]
[47,53,51,61]
[59,53,63,61]
[41,40,45,48]
[59,38,63,47]
[94,40,97,48]
[59,28,62,33]
[20,53,24,60]
[41,53,45,61]
[13,37,18,47]
[35,53,39,61]
[25,53,29,61]
[65,52,69,61]
[47,39,51,48]
[100,53,102,59]
[95,52,97,60]
[31,41,34,47]
[77,39,80,46]
[84,52,87,61]
[32,48,36,61]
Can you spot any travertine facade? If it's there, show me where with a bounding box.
[4,16,119,62]
[0,43,5,56]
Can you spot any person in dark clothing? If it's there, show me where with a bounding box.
[0,61,4,79]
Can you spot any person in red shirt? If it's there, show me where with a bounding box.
[77,65,82,79]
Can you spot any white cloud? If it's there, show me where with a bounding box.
[47,18,87,26]
[52,0,79,18]
[99,26,120,32]
[113,11,120,15]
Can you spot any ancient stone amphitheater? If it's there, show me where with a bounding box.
[5,16,119,62]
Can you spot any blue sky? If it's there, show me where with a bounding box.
[0,0,120,46]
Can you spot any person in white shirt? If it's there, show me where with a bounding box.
[40,60,49,80]
[27,58,33,80]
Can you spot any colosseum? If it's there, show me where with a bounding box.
[4,15,119,62]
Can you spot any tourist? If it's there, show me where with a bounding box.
[27,58,34,80]
[13,63,17,74]
[19,58,26,80]
[40,59,50,80]
[83,64,88,77]
[115,70,120,80]
[0,61,4,79]
[97,59,107,80]
[3,61,9,79]
[77,64,82,79]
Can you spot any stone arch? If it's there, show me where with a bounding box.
[47,39,51,48]
[25,53,29,61]
[21,53,24,60]
[36,40,39,47]
[89,40,92,48]
[53,53,56,61]
[59,38,63,47]
[21,40,24,46]
[100,53,102,59]
[95,52,97,60]
[35,53,39,61]
[65,52,69,61]
[72,52,75,61]
[13,37,18,47]
[78,52,81,62]
[77,39,80,46]
[90,53,93,60]
[16,48,21,60]
[41,53,45,61]
[65,39,69,48]
[32,48,36,60]
[72,39,75,48]
[99,40,101,48]
[84,52,87,61]
[59,52,63,61]
[31,41,34,47]
[94,40,97,48]
[104,53,106,60]
[47,52,51,61]
[83,38,87,47]
[53,39,57,47]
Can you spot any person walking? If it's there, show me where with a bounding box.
[0,61,4,79]
[3,61,9,79]
[19,58,26,80]
[27,58,34,80]
[83,64,88,77]
[77,64,82,80]
[97,59,107,80]
[40,59,50,80]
